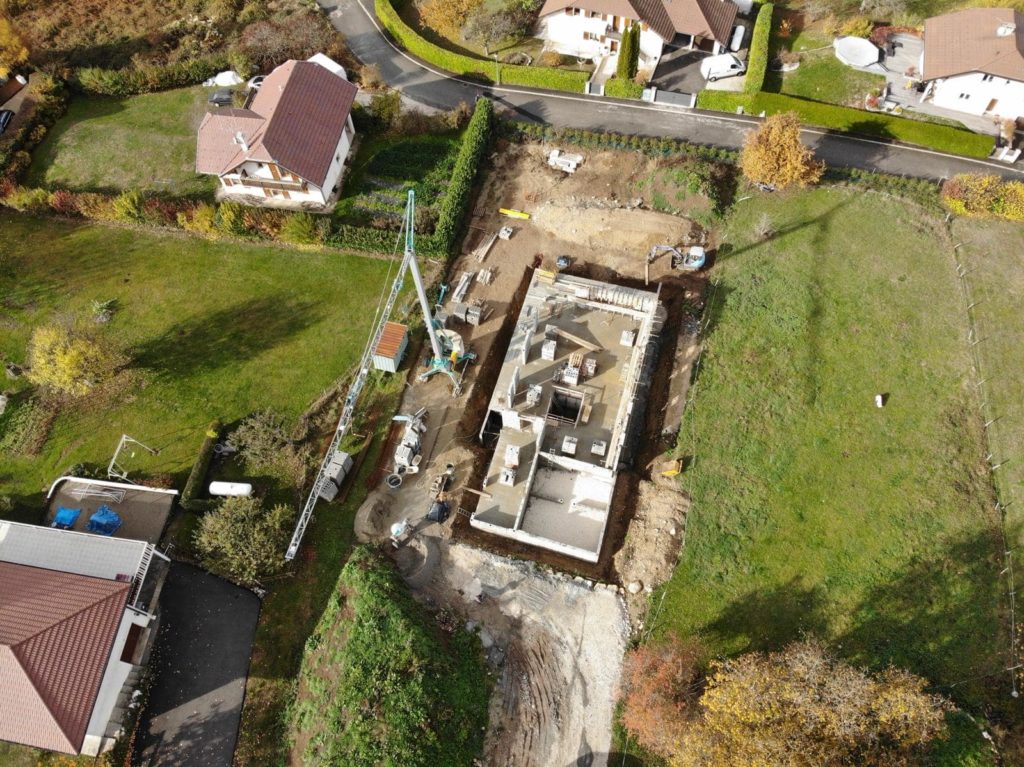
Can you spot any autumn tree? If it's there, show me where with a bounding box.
[0,15,28,79]
[26,324,124,397]
[419,0,484,40]
[620,634,705,757]
[740,112,824,190]
[194,496,295,586]
[465,7,520,55]
[672,640,952,767]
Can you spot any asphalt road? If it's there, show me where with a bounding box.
[321,0,1024,181]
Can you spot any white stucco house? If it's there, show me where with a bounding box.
[196,54,358,208]
[536,0,739,67]
[921,8,1024,121]
[0,520,170,756]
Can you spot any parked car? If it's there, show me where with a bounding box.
[729,25,747,52]
[700,53,747,82]
[246,75,265,92]
[208,89,234,107]
[0,110,13,135]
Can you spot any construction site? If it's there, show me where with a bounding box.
[311,141,715,766]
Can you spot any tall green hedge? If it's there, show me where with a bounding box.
[374,0,588,93]
[745,3,774,94]
[433,97,493,255]
[73,55,231,97]
[696,90,994,158]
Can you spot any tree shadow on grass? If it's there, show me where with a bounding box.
[705,576,830,653]
[837,526,1016,717]
[132,296,322,377]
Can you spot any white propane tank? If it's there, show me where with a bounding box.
[208,481,253,497]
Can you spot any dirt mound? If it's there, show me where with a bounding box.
[614,479,689,625]
[353,489,392,543]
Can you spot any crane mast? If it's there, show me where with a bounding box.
[285,190,463,560]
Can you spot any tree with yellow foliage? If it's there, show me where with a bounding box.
[740,112,824,190]
[0,15,29,79]
[419,0,484,40]
[672,639,951,767]
[26,324,124,397]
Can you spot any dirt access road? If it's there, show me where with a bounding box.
[355,142,706,766]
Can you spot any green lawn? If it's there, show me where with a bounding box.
[0,211,393,509]
[661,189,1011,728]
[953,219,1024,542]
[25,86,216,197]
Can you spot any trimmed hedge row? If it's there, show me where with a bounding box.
[696,91,994,158]
[375,0,588,93]
[501,120,739,163]
[433,97,492,254]
[73,55,231,97]
[604,77,644,100]
[745,3,774,94]
[181,420,222,512]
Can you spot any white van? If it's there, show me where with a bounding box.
[700,53,747,82]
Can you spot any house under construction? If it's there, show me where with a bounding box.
[472,270,664,562]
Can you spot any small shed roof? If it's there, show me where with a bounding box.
[374,322,408,359]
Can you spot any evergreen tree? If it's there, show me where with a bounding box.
[616,22,638,80]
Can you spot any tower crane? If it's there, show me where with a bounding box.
[285,190,469,560]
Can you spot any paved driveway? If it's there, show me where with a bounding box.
[135,563,260,767]
[651,46,709,94]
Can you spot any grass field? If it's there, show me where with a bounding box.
[25,87,215,197]
[0,211,393,509]
[953,220,1024,543]
[661,189,1012,730]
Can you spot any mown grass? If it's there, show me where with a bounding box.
[661,189,1009,728]
[952,219,1024,546]
[0,211,394,510]
[25,87,216,196]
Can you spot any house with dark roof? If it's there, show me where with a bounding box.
[921,8,1024,120]
[0,520,169,756]
[196,54,358,207]
[536,0,739,67]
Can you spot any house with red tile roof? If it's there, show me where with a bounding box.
[0,520,169,756]
[536,0,740,68]
[196,54,358,207]
[921,8,1024,120]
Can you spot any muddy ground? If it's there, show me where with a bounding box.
[353,142,710,767]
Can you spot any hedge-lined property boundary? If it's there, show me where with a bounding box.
[697,91,993,158]
[73,55,231,97]
[605,77,644,100]
[2,99,494,259]
[181,420,222,512]
[375,0,588,92]
[0,76,68,182]
[745,3,774,94]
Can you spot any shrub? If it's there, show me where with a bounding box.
[605,76,644,99]
[181,420,221,511]
[279,212,321,245]
[374,0,588,92]
[194,495,295,586]
[178,202,219,235]
[111,189,146,223]
[47,189,80,216]
[3,186,50,213]
[942,174,1024,221]
[26,324,124,397]
[745,3,774,94]
[216,200,247,236]
[538,51,573,67]
[840,15,873,38]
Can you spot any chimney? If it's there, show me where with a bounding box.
[234,131,249,152]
